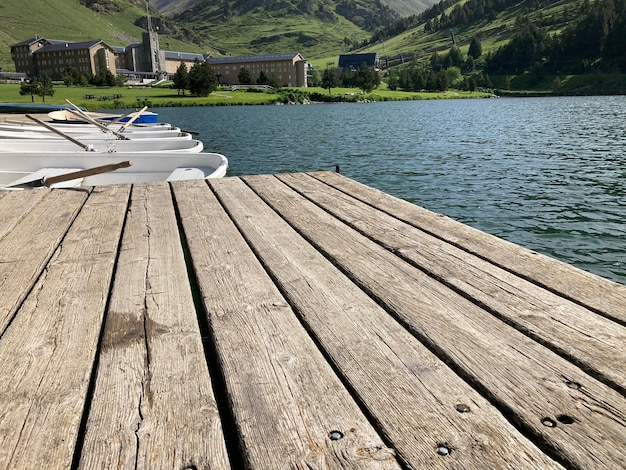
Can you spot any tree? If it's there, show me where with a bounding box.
[91,69,116,86]
[354,63,380,93]
[387,71,399,90]
[37,73,55,102]
[468,75,477,92]
[19,78,40,102]
[62,65,80,87]
[468,36,483,60]
[321,68,339,95]
[173,62,190,95]
[444,46,464,68]
[436,69,449,91]
[445,66,462,88]
[189,59,218,97]
[238,67,252,84]
[256,70,269,85]
[266,73,281,88]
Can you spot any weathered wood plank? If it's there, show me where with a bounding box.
[0,185,129,469]
[243,174,626,470]
[212,176,563,470]
[276,172,626,393]
[172,179,399,469]
[310,172,626,324]
[0,189,48,240]
[0,189,89,333]
[78,183,230,469]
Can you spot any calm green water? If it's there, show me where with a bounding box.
[157,96,626,285]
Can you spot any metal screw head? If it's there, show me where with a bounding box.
[456,403,471,413]
[329,430,344,440]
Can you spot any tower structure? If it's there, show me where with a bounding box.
[142,1,165,76]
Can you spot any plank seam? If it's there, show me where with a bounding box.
[69,186,132,470]
[290,173,625,396]
[246,175,575,470]
[307,173,625,327]
[169,181,245,470]
[0,189,92,340]
[232,176,415,470]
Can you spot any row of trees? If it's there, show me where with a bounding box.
[172,59,218,96]
[319,63,381,94]
[62,66,126,87]
[381,34,486,93]
[19,74,55,102]
[237,68,282,88]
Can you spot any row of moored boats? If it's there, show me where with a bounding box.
[0,103,228,189]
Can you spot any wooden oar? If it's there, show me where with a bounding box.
[64,100,130,140]
[7,161,132,188]
[107,109,134,125]
[119,106,149,131]
[25,114,95,151]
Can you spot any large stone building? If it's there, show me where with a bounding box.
[209,53,308,87]
[10,36,117,80]
[11,25,308,87]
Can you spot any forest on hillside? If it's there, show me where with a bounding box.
[367,0,626,76]
[487,0,626,73]
[376,0,626,94]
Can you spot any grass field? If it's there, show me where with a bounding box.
[0,82,492,111]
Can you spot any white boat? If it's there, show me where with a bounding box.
[48,109,159,124]
[0,151,228,189]
[0,119,174,133]
[0,137,203,153]
[0,128,192,140]
[0,105,227,188]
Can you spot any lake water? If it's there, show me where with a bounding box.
[155,96,626,285]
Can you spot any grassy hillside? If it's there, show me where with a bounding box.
[0,0,217,71]
[178,10,370,58]
[154,0,435,17]
[171,0,403,58]
[353,0,578,66]
[0,0,142,70]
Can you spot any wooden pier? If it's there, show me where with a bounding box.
[0,172,624,469]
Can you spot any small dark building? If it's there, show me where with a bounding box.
[338,53,379,71]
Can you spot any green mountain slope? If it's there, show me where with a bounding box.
[0,0,432,70]
[171,0,400,57]
[154,0,434,17]
[0,0,198,71]
[355,0,584,66]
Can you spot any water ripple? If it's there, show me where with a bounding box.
[157,97,626,284]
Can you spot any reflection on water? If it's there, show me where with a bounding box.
[157,96,626,284]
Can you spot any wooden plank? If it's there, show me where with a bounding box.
[171,179,399,469]
[0,189,48,240]
[78,183,230,469]
[276,173,626,394]
[211,176,563,469]
[310,171,626,325]
[0,189,89,334]
[243,174,626,470]
[0,185,129,469]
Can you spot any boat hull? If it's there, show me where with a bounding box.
[0,151,228,187]
[0,138,203,153]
